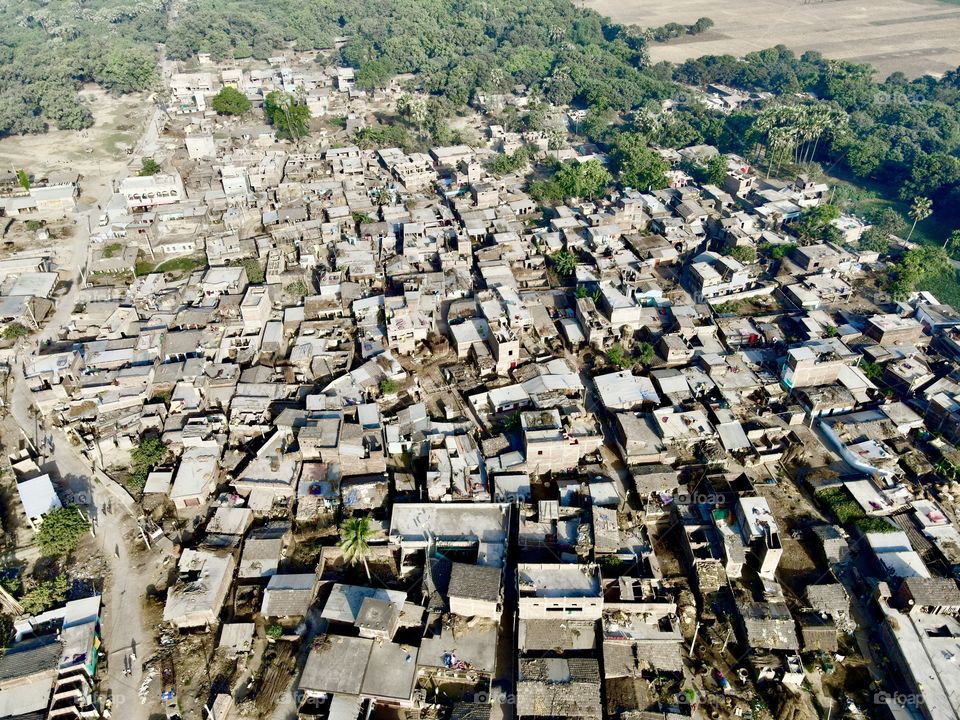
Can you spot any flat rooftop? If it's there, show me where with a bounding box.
[389,503,509,545]
[518,563,602,598]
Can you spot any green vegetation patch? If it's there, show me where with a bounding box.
[816,487,897,533]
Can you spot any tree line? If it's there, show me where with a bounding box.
[0,0,165,136]
[670,46,960,226]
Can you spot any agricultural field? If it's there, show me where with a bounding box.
[577,0,960,78]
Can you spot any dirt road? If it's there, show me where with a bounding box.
[8,353,165,720]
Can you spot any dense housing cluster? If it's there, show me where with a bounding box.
[2,48,960,720]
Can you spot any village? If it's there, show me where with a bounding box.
[0,49,958,720]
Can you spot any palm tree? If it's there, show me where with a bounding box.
[552,249,577,277]
[907,196,933,242]
[943,229,960,253]
[339,516,373,580]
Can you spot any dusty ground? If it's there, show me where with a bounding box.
[0,85,150,204]
[577,0,960,78]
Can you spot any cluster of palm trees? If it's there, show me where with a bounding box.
[753,103,847,178]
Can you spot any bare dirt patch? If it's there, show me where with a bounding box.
[0,85,151,199]
[577,0,960,78]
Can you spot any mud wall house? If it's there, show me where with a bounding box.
[520,408,603,475]
[865,313,924,346]
[895,577,960,615]
[389,503,510,573]
[734,600,799,653]
[735,496,783,579]
[261,573,320,619]
[238,522,290,579]
[119,173,186,212]
[797,611,839,653]
[201,266,249,298]
[875,587,960,720]
[169,446,221,510]
[0,636,63,718]
[612,413,673,466]
[163,549,235,629]
[9,595,103,719]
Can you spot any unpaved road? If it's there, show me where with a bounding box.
[1,83,166,718]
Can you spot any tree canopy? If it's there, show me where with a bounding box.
[532,160,611,203]
[609,133,669,191]
[264,90,310,140]
[212,86,251,115]
[0,0,162,136]
[130,437,167,489]
[36,507,89,556]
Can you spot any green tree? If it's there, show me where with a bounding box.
[551,250,577,277]
[636,342,655,366]
[99,46,158,94]
[130,437,167,489]
[396,94,427,131]
[888,244,951,298]
[690,17,714,34]
[355,60,394,90]
[20,576,69,616]
[266,623,284,640]
[533,160,611,202]
[944,230,960,254]
[338,516,374,580]
[860,208,906,253]
[490,147,530,176]
[907,196,932,241]
[264,91,310,140]
[607,344,631,369]
[36,508,89,556]
[239,257,265,284]
[705,154,727,186]
[139,158,161,176]
[16,169,29,191]
[861,361,882,380]
[609,133,669,191]
[285,280,308,297]
[211,86,251,115]
[793,203,840,244]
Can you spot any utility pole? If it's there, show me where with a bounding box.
[720,626,732,654]
[688,620,701,658]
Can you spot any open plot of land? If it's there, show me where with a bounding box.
[0,85,151,204]
[577,0,960,78]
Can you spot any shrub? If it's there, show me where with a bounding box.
[2,323,30,341]
[379,378,398,395]
[139,158,161,176]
